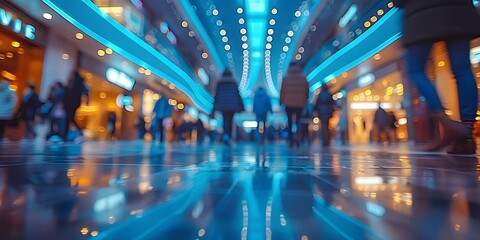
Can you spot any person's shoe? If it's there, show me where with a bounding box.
[447,122,476,155]
[425,112,471,151]
[221,134,231,146]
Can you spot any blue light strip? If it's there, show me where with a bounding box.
[42,0,213,112]
[244,0,269,94]
[177,0,226,73]
[306,8,402,92]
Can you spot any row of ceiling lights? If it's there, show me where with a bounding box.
[264,7,278,94]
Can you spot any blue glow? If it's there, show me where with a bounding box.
[366,202,385,217]
[159,22,169,34]
[249,20,265,48]
[339,5,358,28]
[358,73,375,87]
[474,0,479,7]
[307,8,402,92]
[252,52,261,59]
[42,0,213,112]
[106,67,135,90]
[247,0,267,14]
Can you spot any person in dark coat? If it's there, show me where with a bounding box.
[213,69,244,145]
[373,105,391,144]
[63,71,89,142]
[19,84,41,139]
[395,0,480,153]
[152,97,172,142]
[315,85,336,146]
[280,63,310,147]
[253,87,272,143]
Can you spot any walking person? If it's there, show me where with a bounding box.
[63,71,89,143]
[299,102,314,145]
[45,82,66,141]
[395,0,480,153]
[0,80,17,141]
[19,84,41,139]
[253,87,272,144]
[280,63,310,147]
[373,105,391,144]
[315,85,336,146]
[213,69,244,145]
[152,96,172,142]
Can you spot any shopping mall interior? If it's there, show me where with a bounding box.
[1,0,480,239]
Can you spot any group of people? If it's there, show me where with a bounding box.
[213,64,337,147]
[0,70,89,143]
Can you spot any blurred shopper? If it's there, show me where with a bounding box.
[152,97,172,142]
[337,106,348,145]
[19,84,41,139]
[107,112,117,140]
[280,63,309,147]
[373,105,391,144]
[395,0,480,153]
[46,82,66,141]
[213,69,244,145]
[0,80,17,140]
[388,111,398,142]
[315,85,336,146]
[253,87,272,144]
[299,102,314,145]
[63,71,89,143]
[135,115,147,140]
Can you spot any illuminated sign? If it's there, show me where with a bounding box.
[106,67,135,90]
[358,73,375,87]
[471,46,480,64]
[0,8,36,40]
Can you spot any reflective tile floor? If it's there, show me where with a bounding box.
[0,141,479,240]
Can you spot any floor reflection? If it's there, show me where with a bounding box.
[0,141,479,239]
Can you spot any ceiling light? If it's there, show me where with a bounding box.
[271,8,277,14]
[266,43,272,49]
[76,32,84,40]
[267,29,274,35]
[62,53,69,60]
[188,31,195,37]
[269,19,275,25]
[374,54,381,60]
[6,52,13,58]
[43,13,53,20]
[212,9,219,16]
[266,36,273,42]
[364,21,371,28]
[295,11,301,17]
[283,46,289,52]
[285,37,291,43]
[240,28,247,34]
[237,8,243,14]
[287,30,294,37]
[224,45,231,51]
[241,36,248,41]
[97,49,105,57]
[377,9,384,16]
[216,20,223,26]
[17,48,24,54]
[298,47,305,53]
[242,43,248,49]
[145,70,152,75]
[201,52,209,59]
[11,41,20,48]
[105,48,113,54]
[181,21,188,27]
[239,18,245,24]
[220,29,226,36]
[371,16,378,22]
[295,54,302,60]
[138,67,145,74]
[222,36,228,42]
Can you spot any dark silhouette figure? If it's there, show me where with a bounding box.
[253,87,272,143]
[315,85,336,146]
[63,71,89,142]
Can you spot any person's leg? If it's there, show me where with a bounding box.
[293,108,303,146]
[285,107,294,145]
[158,118,165,142]
[320,119,330,146]
[445,38,478,122]
[405,42,443,111]
[0,120,6,139]
[445,38,478,154]
[223,112,234,143]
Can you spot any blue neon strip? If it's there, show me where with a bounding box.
[306,8,402,92]
[42,0,213,112]
[178,0,225,73]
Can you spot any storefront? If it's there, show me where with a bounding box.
[0,2,47,139]
[344,62,410,143]
[77,53,141,140]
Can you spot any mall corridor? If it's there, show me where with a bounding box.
[0,141,479,240]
